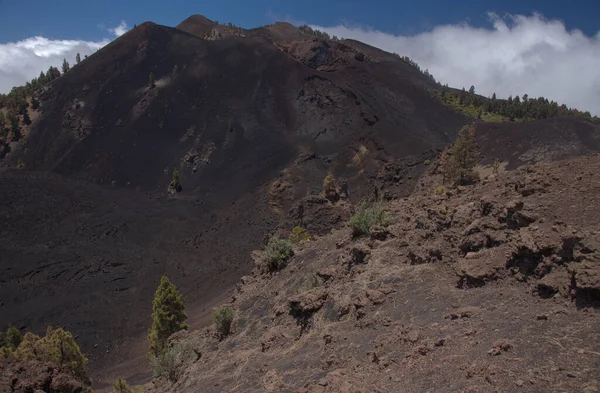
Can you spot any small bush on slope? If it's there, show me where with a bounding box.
[290,226,311,244]
[349,202,389,238]
[262,237,294,271]
[213,306,235,338]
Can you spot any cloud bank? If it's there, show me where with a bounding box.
[0,21,128,94]
[312,13,600,115]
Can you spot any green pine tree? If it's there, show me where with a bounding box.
[5,325,21,351]
[148,276,187,356]
[76,53,81,64]
[446,123,479,186]
[61,58,70,74]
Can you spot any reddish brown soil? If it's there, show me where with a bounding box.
[147,154,600,393]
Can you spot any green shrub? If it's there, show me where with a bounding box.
[349,202,388,238]
[149,345,178,381]
[12,327,88,379]
[424,159,431,165]
[5,325,21,350]
[149,339,200,382]
[289,226,311,244]
[113,378,134,393]
[262,237,294,271]
[169,169,182,192]
[148,276,187,357]
[213,306,235,338]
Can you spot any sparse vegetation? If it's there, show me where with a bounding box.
[492,159,501,175]
[149,343,179,380]
[445,124,479,186]
[323,172,340,202]
[113,378,134,393]
[3,327,89,379]
[148,275,187,357]
[213,306,235,338]
[431,184,448,196]
[437,85,592,122]
[349,201,389,238]
[169,169,182,192]
[262,236,294,271]
[298,25,331,40]
[290,226,311,244]
[150,339,201,381]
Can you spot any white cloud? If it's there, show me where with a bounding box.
[108,20,129,37]
[312,13,600,115]
[0,20,129,94]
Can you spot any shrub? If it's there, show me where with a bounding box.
[322,172,339,202]
[349,202,388,238]
[149,339,200,382]
[431,184,448,195]
[113,378,134,393]
[5,325,21,350]
[424,159,431,165]
[12,327,88,379]
[289,226,311,244]
[148,276,187,357]
[213,306,235,338]
[262,237,293,271]
[149,344,178,381]
[446,123,479,186]
[492,159,500,175]
[169,169,182,192]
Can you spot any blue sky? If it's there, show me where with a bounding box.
[0,0,599,42]
[0,0,599,114]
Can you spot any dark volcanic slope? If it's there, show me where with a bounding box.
[1,19,470,384]
[0,169,275,382]
[3,15,599,388]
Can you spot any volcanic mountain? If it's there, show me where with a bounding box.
[1,14,599,389]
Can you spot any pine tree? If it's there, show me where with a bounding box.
[76,53,81,64]
[7,110,20,140]
[148,72,155,89]
[446,123,479,186]
[61,58,70,74]
[469,85,475,95]
[459,87,466,105]
[148,276,187,356]
[5,325,22,350]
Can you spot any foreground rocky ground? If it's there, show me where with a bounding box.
[144,154,600,393]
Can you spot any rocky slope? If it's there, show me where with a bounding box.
[146,154,600,393]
